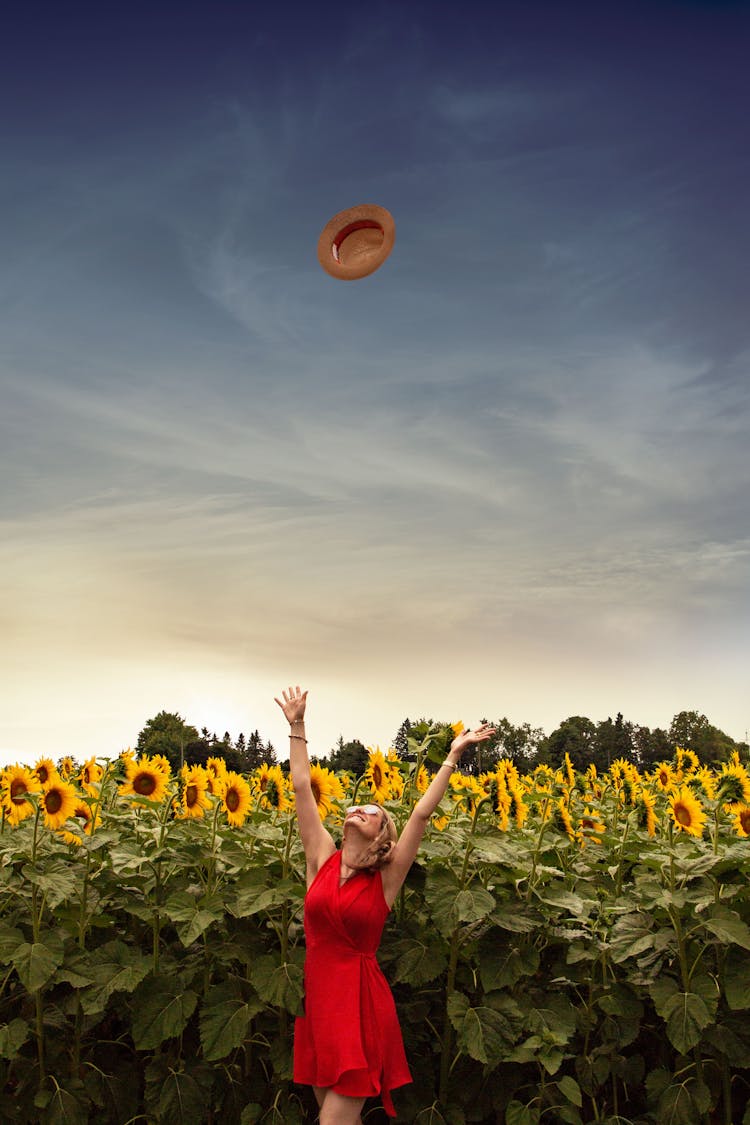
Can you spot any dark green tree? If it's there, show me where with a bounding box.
[669,711,740,764]
[136,712,200,772]
[327,737,369,775]
[536,716,597,771]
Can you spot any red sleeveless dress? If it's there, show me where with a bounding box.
[294,850,412,1117]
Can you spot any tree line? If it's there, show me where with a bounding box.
[133,708,747,777]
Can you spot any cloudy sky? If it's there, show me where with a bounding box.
[2,0,748,766]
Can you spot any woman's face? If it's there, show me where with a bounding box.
[343,804,385,840]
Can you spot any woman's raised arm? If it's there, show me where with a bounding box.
[381,723,496,906]
[274,686,335,881]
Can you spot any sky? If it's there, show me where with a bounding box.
[2,0,749,767]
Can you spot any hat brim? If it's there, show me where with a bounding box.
[317,204,396,280]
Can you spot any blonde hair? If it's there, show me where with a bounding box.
[349,805,398,871]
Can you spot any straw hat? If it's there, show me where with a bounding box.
[317,203,396,280]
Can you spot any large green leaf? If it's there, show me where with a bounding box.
[661,990,715,1054]
[12,936,65,992]
[725,945,750,1010]
[34,1082,89,1125]
[199,982,264,1061]
[21,861,81,910]
[426,869,495,938]
[228,878,303,919]
[479,938,539,991]
[657,1077,711,1125]
[0,923,25,963]
[392,937,448,985]
[79,941,152,1015]
[131,980,198,1049]
[703,913,750,951]
[250,954,304,1015]
[0,1018,29,1060]
[164,890,225,946]
[447,991,517,1066]
[157,1067,205,1125]
[534,887,587,917]
[505,1100,540,1124]
[609,913,655,963]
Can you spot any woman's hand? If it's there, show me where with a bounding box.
[449,722,496,760]
[274,685,308,726]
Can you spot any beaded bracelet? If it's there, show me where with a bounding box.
[440,761,456,772]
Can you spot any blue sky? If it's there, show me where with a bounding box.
[2,0,749,764]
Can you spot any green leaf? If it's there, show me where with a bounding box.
[157,1067,205,1125]
[22,861,81,911]
[703,913,750,951]
[199,983,264,1061]
[557,1076,583,1107]
[131,980,198,1049]
[447,991,516,1066]
[534,887,586,916]
[228,877,303,919]
[479,939,539,991]
[12,938,64,992]
[0,923,25,963]
[164,890,225,946]
[35,1082,89,1125]
[609,913,655,963]
[661,990,715,1054]
[725,945,750,1010]
[489,903,541,933]
[250,954,304,1015]
[79,941,152,1015]
[392,937,448,986]
[0,1018,29,1059]
[658,1077,711,1125]
[505,1099,540,1124]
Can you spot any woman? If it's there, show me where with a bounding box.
[275,685,495,1125]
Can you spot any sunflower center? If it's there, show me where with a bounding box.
[372,765,383,788]
[739,810,750,833]
[45,790,63,814]
[674,803,692,826]
[311,781,321,805]
[37,767,50,784]
[134,773,157,796]
[186,785,198,807]
[225,788,240,812]
[267,779,280,807]
[10,780,28,803]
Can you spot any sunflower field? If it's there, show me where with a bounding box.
[1,735,750,1125]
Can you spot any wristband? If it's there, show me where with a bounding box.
[440,761,456,772]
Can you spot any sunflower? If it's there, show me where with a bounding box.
[119,756,169,803]
[716,762,750,806]
[497,758,520,790]
[219,771,252,827]
[385,751,405,798]
[450,721,465,738]
[73,800,99,835]
[365,748,392,804]
[508,786,528,830]
[415,765,430,794]
[257,765,290,813]
[634,789,658,837]
[674,746,700,776]
[308,764,345,820]
[669,787,707,838]
[732,805,750,838]
[563,752,575,789]
[58,756,77,779]
[175,764,212,819]
[79,757,103,794]
[150,754,172,780]
[532,764,555,793]
[205,757,228,794]
[577,807,605,847]
[495,791,510,832]
[653,762,675,792]
[551,797,575,840]
[685,767,716,802]
[40,778,77,831]
[1,765,42,825]
[34,758,58,786]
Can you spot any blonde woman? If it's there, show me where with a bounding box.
[275,685,495,1125]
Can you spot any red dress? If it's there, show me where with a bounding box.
[294,850,412,1117]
